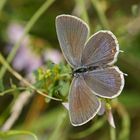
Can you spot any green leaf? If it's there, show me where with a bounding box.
[59,81,69,97]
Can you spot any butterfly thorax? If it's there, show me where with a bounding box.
[73,66,99,77]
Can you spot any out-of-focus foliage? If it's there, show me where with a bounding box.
[0,0,140,140]
[34,61,71,101]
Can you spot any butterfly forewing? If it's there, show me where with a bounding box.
[69,76,101,126]
[83,66,124,98]
[81,31,119,67]
[56,15,89,68]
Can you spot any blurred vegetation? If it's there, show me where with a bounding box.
[0,0,140,140]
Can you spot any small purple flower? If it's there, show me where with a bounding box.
[6,23,42,73]
[12,45,42,73]
[43,49,63,64]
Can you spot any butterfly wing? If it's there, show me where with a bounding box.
[56,15,89,68]
[69,76,101,126]
[81,30,119,67]
[83,66,124,98]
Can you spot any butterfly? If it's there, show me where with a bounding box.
[55,14,124,126]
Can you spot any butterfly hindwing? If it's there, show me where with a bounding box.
[83,66,124,98]
[69,76,101,126]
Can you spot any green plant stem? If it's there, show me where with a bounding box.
[0,87,26,96]
[117,103,130,140]
[0,130,38,140]
[0,53,62,101]
[48,111,67,140]
[91,0,109,29]
[75,0,89,25]
[0,0,7,12]
[0,0,55,79]
[71,117,106,139]
[110,127,116,140]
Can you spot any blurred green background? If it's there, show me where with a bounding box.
[0,0,140,140]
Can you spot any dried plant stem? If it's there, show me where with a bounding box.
[0,0,55,79]
[0,53,62,101]
[1,91,32,131]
